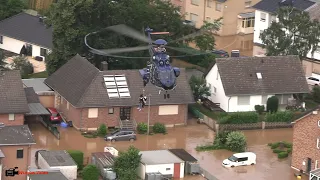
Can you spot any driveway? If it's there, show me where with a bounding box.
[28,120,305,180]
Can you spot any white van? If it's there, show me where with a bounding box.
[222,152,256,168]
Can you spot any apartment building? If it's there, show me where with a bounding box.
[171,0,261,36]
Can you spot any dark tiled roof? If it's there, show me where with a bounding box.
[24,87,40,103]
[0,12,53,49]
[306,3,320,20]
[215,55,309,96]
[253,0,315,13]
[0,125,35,145]
[22,78,52,92]
[28,170,68,180]
[168,149,197,162]
[0,70,29,113]
[45,54,194,107]
[39,150,77,166]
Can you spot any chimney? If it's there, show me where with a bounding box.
[100,61,108,71]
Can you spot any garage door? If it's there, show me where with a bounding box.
[173,163,180,178]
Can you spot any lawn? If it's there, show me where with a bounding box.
[27,71,48,78]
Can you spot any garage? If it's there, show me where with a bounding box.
[138,150,184,179]
[24,87,50,122]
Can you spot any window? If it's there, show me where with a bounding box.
[238,157,248,162]
[159,105,179,115]
[191,0,199,5]
[216,3,222,11]
[166,168,171,171]
[260,12,266,22]
[67,102,69,110]
[88,108,98,118]
[242,17,254,28]
[190,13,198,23]
[207,0,213,7]
[9,114,14,121]
[261,95,268,104]
[17,149,23,159]
[317,138,320,149]
[0,36,3,44]
[245,1,251,7]
[108,108,114,114]
[256,72,262,79]
[213,86,217,94]
[40,48,47,56]
[237,96,250,105]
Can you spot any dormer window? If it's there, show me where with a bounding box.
[256,73,262,79]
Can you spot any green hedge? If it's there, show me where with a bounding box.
[264,111,294,122]
[67,150,84,170]
[218,112,259,124]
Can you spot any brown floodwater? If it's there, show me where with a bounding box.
[28,120,306,180]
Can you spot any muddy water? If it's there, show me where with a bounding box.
[214,34,254,57]
[28,120,304,180]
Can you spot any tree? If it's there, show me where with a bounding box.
[97,124,107,137]
[82,164,99,180]
[189,75,211,101]
[113,146,141,180]
[0,0,27,21]
[11,56,34,77]
[225,131,247,152]
[260,7,320,58]
[194,20,222,51]
[266,96,279,113]
[0,50,8,70]
[312,86,320,103]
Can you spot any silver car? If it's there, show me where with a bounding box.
[104,130,136,142]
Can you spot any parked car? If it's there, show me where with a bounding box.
[46,107,62,123]
[104,130,136,142]
[306,76,320,86]
[212,49,229,58]
[222,152,256,168]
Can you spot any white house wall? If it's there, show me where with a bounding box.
[0,35,50,57]
[205,64,230,112]
[253,10,272,44]
[228,95,273,112]
[145,164,174,176]
[179,162,184,178]
[51,166,77,180]
[0,164,2,180]
[138,163,146,179]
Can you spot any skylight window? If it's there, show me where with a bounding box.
[256,73,262,79]
[104,75,131,99]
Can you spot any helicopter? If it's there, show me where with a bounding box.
[84,24,211,99]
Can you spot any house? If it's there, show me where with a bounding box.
[205,55,309,112]
[168,149,199,175]
[37,150,77,180]
[44,54,194,131]
[0,70,30,125]
[22,78,55,108]
[170,0,260,36]
[138,150,185,179]
[252,0,315,56]
[291,108,320,175]
[28,169,68,180]
[0,12,52,58]
[0,125,36,180]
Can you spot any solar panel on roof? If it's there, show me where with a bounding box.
[108,93,119,98]
[116,81,127,86]
[119,92,130,98]
[115,76,126,81]
[118,88,129,92]
[107,88,118,93]
[104,77,115,82]
[105,82,116,86]
[104,75,131,99]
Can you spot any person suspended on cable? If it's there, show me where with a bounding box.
[137,94,148,111]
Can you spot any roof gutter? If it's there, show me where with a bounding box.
[227,96,231,112]
[226,91,310,96]
[0,143,36,146]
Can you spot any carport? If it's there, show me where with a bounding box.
[310,169,320,180]
[24,87,50,121]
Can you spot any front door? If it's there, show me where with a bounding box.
[173,163,180,178]
[307,158,312,172]
[120,107,131,120]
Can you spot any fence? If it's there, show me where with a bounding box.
[39,116,60,140]
[199,166,219,180]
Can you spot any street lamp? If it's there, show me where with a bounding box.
[147,94,151,135]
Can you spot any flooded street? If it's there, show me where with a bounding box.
[28,120,305,180]
[214,34,253,57]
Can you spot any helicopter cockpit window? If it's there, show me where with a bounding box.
[159,60,164,66]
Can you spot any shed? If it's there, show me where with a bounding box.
[168,149,200,174]
[28,169,68,180]
[139,150,185,179]
[91,152,116,180]
[310,169,320,180]
[38,150,77,180]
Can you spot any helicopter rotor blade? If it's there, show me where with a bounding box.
[93,46,150,54]
[166,46,204,54]
[107,24,152,44]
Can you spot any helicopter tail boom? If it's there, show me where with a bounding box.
[150,32,170,35]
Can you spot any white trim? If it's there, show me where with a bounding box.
[317,138,320,149]
[318,120,320,127]
[315,160,318,169]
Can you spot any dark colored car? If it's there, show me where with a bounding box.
[46,107,62,123]
[105,130,137,142]
[212,49,229,58]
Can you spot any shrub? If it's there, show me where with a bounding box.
[283,141,292,148]
[312,86,320,103]
[213,131,230,146]
[266,96,279,113]
[137,122,148,134]
[265,111,294,122]
[67,150,84,170]
[273,149,284,153]
[82,164,99,180]
[278,151,289,159]
[270,142,280,149]
[11,56,34,77]
[217,112,259,124]
[287,148,292,153]
[97,124,107,137]
[225,131,247,152]
[152,123,166,134]
[254,105,265,114]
